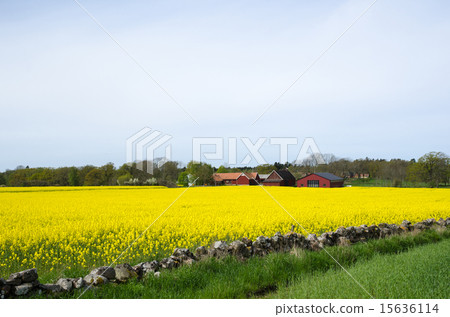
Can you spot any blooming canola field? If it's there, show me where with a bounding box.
[0,186,448,277]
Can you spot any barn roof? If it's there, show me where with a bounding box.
[244,172,259,180]
[313,172,343,181]
[264,170,295,182]
[213,173,242,181]
[259,174,270,179]
[276,169,296,181]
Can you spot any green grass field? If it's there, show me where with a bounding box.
[270,238,450,299]
[345,178,449,188]
[32,229,449,299]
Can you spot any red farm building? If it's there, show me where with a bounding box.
[236,172,260,185]
[296,172,344,188]
[262,170,296,186]
[213,172,260,185]
[213,173,242,185]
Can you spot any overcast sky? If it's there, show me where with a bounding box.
[1,0,449,170]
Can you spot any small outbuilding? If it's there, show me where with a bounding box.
[296,172,344,188]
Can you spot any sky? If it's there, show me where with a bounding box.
[0,0,449,170]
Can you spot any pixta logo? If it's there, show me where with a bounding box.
[192,137,325,165]
[126,127,172,173]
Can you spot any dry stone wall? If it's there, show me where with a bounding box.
[1,217,449,299]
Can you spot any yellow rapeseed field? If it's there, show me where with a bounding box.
[0,186,448,277]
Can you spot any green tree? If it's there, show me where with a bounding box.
[68,167,80,186]
[0,173,6,185]
[54,167,70,186]
[117,173,132,185]
[101,163,115,185]
[177,171,189,186]
[417,152,449,187]
[186,161,213,185]
[83,168,104,186]
[216,165,228,173]
[78,165,96,186]
[7,168,32,186]
[256,164,275,174]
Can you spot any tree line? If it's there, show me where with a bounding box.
[0,151,448,188]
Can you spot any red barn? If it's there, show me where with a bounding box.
[262,170,296,186]
[296,172,344,188]
[213,173,242,185]
[213,172,260,185]
[236,172,260,185]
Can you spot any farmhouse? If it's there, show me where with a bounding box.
[213,172,260,185]
[296,172,344,188]
[262,170,296,186]
[213,173,242,185]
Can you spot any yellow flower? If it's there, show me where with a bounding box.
[0,186,448,276]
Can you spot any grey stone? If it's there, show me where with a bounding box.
[160,257,176,269]
[172,248,196,264]
[413,223,427,231]
[114,263,137,282]
[14,283,34,296]
[73,277,85,289]
[388,224,400,235]
[5,277,21,286]
[319,232,335,247]
[134,260,160,277]
[7,268,38,285]
[379,227,390,238]
[144,260,160,272]
[306,234,321,251]
[56,278,73,292]
[182,257,195,265]
[337,237,351,246]
[241,237,253,247]
[228,240,251,259]
[213,241,228,250]
[252,236,272,256]
[367,225,380,239]
[195,246,208,258]
[335,226,347,237]
[209,241,229,258]
[423,218,436,226]
[89,266,115,280]
[271,233,286,252]
[306,233,317,241]
[172,248,195,259]
[39,283,63,294]
[1,284,11,299]
[401,220,411,227]
[283,232,308,249]
[83,273,109,286]
[169,256,182,267]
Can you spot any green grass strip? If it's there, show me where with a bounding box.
[33,228,449,299]
[270,238,450,298]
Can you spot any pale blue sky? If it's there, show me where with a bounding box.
[1,0,449,169]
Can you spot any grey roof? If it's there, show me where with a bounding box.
[276,170,296,181]
[259,174,270,179]
[314,172,343,181]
